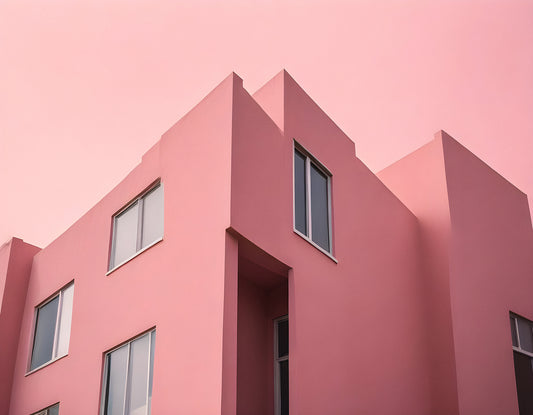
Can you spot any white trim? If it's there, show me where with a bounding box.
[293,229,338,263]
[106,238,163,275]
[109,181,163,271]
[27,281,74,374]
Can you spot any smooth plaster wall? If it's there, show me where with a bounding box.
[9,73,237,415]
[0,239,40,415]
[229,70,430,414]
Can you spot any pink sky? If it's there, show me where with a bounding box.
[1,0,532,248]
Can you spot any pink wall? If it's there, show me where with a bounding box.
[0,238,40,415]
[229,70,431,414]
[8,73,237,415]
[379,131,533,415]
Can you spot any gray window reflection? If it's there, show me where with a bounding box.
[141,185,164,249]
[112,202,139,268]
[294,150,307,235]
[102,330,156,415]
[310,165,330,251]
[30,296,59,370]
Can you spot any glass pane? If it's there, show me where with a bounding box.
[148,332,156,414]
[48,404,59,415]
[141,186,164,249]
[310,164,330,251]
[104,345,129,415]
[277,319,288,358]
[126,334,150,415]
[294,150,307,235]
[279,360,289,415]
[112,202,139,268]
[513,351,533,414]
[518,318,533,353]
[56,285,74,357]
[511,316,519,347]
[31,296,59,370]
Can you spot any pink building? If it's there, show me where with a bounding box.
[1,70,533,415]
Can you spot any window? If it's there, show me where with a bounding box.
[101,329,156,415]
[274,316,288,415]
[32,403,59,415]
[109,183,163,270]
[510,314,533,415]
[294,145,332,253]
[29,283,74,372]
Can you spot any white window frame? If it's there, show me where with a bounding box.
[274,316,288,415]
[108,181,164,273]
[100,329,156,415]
[27,282,74,374]
[293,142,336,262]
[511,313,533,359]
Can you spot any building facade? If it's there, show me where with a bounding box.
[1,70,533,415]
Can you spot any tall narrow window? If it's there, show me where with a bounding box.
[109,183,163,270]
[101,330,156,415]
[32,403,59,415]
[293,146,332,253]
[29,283,74,372]
[510,314,533,415]
[275,317,289,415]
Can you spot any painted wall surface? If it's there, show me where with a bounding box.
[8,73,237,415]
[0,238,40,415]
[230,70,431,414]
[379,132,533,415]
[4,71,532,415]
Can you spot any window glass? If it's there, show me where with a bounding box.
[277,319,289,358]
[112,202,139,268]
[141,186,164,249]
[56,284,74,357]
[31,296,59,370]
[127,334,150,415]
[294,150,307,235]
[511,316,519,347]
[310,165,330,251]
[48,404,59,415]
[102,330,156,415]
[105,345,128,415]
[280,360,289,415]
[518,318,533,353]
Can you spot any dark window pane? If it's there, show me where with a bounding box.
[518,318,533,352]
[48,404,59,415]
[310,164,330,251]
[513,351,533,415]
[104,345,128,415]
[31,296,59,370]
[294,150,307,235]
[511,316,519,347]
[278,319,289,358]
[280,360,289,415]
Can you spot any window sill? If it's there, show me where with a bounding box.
[25,353,68,376]
[293,229,338,263]
[106,238,163,276]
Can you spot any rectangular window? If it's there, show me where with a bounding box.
[274,316,288,415]
[32,403,59,415]
[29,283,74,372]
[293,145,332,253]
[101,329,156,415]
[109,183,163,270]
[510,314,533,415]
